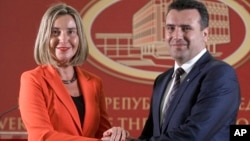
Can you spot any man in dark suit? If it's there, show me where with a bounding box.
[102,0,241,141]
[132,0,241,141]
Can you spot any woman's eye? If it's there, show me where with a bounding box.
[51,30,60,36]
[68,29,77,35]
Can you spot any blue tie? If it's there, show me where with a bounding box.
[162,67,185,125]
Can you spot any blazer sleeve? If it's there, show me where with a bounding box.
[94,80,112,138]
[19,71,101,141]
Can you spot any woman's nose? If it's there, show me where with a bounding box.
[58,31,69,42]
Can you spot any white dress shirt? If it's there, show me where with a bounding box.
[160,48,207,124]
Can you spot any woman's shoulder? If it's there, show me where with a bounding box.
[21,65,55,80]
[22,66,42,76]
[20,66,47,86]
[22,65,49,75]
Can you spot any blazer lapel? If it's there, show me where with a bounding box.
[41,65,82,133]
[75,67,95,135]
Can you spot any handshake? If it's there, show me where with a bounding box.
[102,127,134,141]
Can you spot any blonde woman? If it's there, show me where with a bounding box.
[19,3,116,141]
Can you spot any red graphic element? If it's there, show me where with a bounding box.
[90,0,247,74]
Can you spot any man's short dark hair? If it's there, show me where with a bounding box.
[167,0,209,30]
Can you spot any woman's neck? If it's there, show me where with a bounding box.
[57,66,75,81]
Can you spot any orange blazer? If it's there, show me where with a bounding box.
[19,65,111,141]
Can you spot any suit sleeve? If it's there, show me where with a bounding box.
[137,76,160,140]
[138,97,154,139]
[19,71,101,141]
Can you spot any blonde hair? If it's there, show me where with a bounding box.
[34,3,88,66]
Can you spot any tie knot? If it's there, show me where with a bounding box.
[175,67,185,76]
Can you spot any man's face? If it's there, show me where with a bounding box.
[165,9,208,65]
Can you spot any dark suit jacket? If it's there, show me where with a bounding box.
[19,65,111,141]
[137,52,240,141]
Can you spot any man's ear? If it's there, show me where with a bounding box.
[203,27,209,42]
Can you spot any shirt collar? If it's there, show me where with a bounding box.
[174,48,207,74]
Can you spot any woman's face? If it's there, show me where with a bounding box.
[49,14,79,65]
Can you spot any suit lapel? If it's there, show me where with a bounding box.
[153,69,174,133]
[41,65,82,133]
[161,52,212,131]
[161,68,200,131]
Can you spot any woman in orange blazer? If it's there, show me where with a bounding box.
[19,3,114,141]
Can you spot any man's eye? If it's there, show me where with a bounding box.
[166,26,175,32]
[182,26,191,32]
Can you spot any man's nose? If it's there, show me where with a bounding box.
[173,28,183,39]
